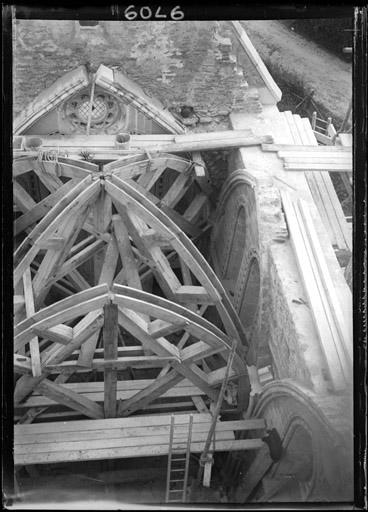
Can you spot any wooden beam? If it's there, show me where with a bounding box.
[22,267,41,377]
[33,324,73,345]
[13,156,36,177]
[103,303,118,418]
[14,179,80,235]
[36,379,104,419]
[262,143,350,153]
[112,288,229,351]
[17,372,72,424]
[112,214,142,290]
[86,77,96,136]
[116,308,180,360]
[20,311,103,369]
[160,170,192,208]
[54,238,106,286]
[145,133,273,154]
[15,417,266,454]
[173,285,216,305]
[14,438,263,466]
[13,181,37,213]
[183,194,208,224]
[33,206,91,306]
[16,430,233,457]
[284,163,352,172]
[117,370,184,417]
[231,21,282,102]
[15,284,108,337]
[278,152,352,161]
[77,238,118,367]
[44,355,182,372]
[20,378,208,408]
[15,132,268,152]
[14,178,101,285]
[137,161,166,191]
[16,413,211,434]
[32,160,64,192]
[281,192,351,389]
[14,310,104,406]
[297,199,352,366]
[148,318,185,338]
[192,396,209,414]
[198,339,237,486]
[107,175,248,354]
[172,362,219,402]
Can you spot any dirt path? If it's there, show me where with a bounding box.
[241,20,352,124]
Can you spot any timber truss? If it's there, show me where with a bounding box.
[14,148,259,444]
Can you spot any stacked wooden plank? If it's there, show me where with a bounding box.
[262,144,352,173]
[14,414,266,465]
[281,191,352,391]
[263,112,352,252]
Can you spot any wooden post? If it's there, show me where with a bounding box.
[197,339,237,487]
[22,267,41,377]
[86,78,96,137]
[103,302,119,418]
[311,111,317,130]
[326,117,332,135]
[339,98,352,133]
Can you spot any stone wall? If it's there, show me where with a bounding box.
[226,140,333,393]
[13,19,265,126]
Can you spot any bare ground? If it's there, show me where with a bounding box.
[241,20,352,125]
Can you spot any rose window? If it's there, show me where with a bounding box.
[64,89,125,133]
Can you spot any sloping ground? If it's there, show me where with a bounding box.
[241,20,352,125]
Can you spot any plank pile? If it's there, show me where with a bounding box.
[281,191,352,391]
[262,114,352,252]
[262,144,352,173]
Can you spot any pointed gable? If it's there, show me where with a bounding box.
[95,65,185,134]
[14,65,185,137]
[14,66,89,135]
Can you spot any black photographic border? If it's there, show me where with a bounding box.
[2,2,366,509]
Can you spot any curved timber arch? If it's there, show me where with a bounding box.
[13,166,256,414]
[14,152,209,241]
[14,173,250,360]
[14,284,248,418]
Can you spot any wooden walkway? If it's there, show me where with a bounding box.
[14,414,266,466]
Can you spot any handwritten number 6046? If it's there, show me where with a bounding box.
[124,5,184,20]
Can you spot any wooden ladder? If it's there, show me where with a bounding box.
[165,414,193,503]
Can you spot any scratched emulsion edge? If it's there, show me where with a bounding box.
[2,3,15,509]
[353,5,368,510]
